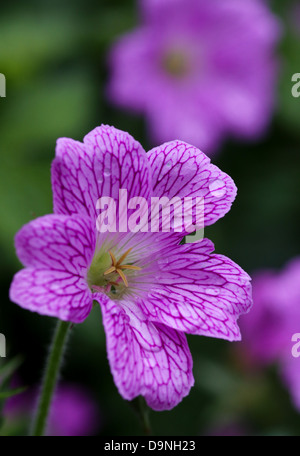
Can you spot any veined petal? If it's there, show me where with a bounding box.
[148,141,237,228]
[10,214,95,322]
[14,214,95,276]
[9,268,92,323]
[97,298,194,411]
[139,239,252,341]
[52,125,151,220]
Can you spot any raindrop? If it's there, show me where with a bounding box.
[104,168,111,177]
[205,287,220,296]
[158,258,169,269]
[162,161,173,174]
[148,358,156,368]
[209,179,226,198]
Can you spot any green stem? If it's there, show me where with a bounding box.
[138,396,152,435]
[31,320,71,436]
[131,396,152,435]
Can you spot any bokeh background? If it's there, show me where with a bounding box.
[0,0,300,436]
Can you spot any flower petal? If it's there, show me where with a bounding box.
[98,298,194,411]
[10,214,95,322]
[147,98,225,153]
[148,141,237,227]
[52,125,151,220]
[14,214,95,275]
[139,239,252,341]
[9,268,92,323]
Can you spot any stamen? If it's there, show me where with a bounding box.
[108,250,117,267]
[104,266,116,276]
[116,269,128,287]
[119,265,141,271]
[117,247,133,265]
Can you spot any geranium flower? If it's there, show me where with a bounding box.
[10,125,252,410]
[240,258,300,410]
[107,0,281,152]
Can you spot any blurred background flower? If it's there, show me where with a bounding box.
[239,259,300,412]
[0,0,300,436]
[107,0,281,153]
[3,381,101,436]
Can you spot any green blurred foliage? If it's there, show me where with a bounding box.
[0,0,299,436]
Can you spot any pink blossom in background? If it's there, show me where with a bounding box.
[9,125,252,410]
[5,384,100,436]
[239,258,300,411]
[290,2,300,37]
[107,0,281,153]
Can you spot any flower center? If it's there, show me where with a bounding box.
[87,247,142,298]
[162,50,189,77]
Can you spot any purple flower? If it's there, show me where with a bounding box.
[240,258,300,410]
[9,125,252,410]
[107,0,281,153]
[4,383,100,436]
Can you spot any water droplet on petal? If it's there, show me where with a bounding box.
[162,161,173,175]
[174,293,185,303]
[148,358,156,368]
[205,287,220,296]
[158,258,169,269]
[209,179,226,198]
[104,168,111,177]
